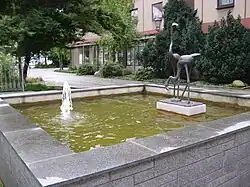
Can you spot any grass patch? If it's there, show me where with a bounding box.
[25,83,61,91]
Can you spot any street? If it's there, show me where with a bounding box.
[28,68,142,88]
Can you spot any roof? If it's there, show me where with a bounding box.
[70,29,159,47]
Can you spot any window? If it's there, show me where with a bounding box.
[217,0,234,9]
[152,2,163,21]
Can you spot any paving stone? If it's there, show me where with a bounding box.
[110,160,153,181]
[178,153,224,186]
[207,140,235,157]
[97,176,133,187]
[134,168,155,184]
[135,171,177,187]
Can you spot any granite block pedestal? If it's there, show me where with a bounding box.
[156,98,206,116]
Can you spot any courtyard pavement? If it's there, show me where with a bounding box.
[28,68,142,88]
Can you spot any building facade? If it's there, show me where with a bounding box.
[195,0,250,32]
[70,0,250,69]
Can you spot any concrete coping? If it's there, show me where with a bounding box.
[146,84,250,99]
[1,84,250,186]
[0,84,144,99]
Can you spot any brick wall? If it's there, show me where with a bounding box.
[68,128,250,187]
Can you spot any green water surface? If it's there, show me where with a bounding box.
[14,94,248,152]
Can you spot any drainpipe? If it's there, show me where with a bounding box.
[201,0,204,21]
[244,0,247,19]
[142,0,145,45]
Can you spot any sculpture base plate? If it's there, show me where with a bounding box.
[156,98,206,116]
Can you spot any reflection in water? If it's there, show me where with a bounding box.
[14,95,248,152]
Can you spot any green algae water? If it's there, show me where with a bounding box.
[14,94,248,152]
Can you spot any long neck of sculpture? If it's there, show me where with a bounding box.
[169,26,173,53]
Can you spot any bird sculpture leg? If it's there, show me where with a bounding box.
[180,65,192,103]
[185,65,191,104]
[177,77,180,100]
[172,64,176,98]
[165,65,181,92]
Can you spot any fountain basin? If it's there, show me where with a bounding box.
[1,84,250,187]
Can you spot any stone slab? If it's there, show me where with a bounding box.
[28,141,156,186]
[4,128,73,164]
[0,105,16,116]
[156,99,206,116]
[0,112,37,132]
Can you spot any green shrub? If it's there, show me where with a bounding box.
[134,67,154,81]
[102,63,123,78]
[196,12,250,84]
[77,64,95,75]
[25,83,57,91]
[69,66,77,71]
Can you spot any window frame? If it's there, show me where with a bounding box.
[151,2,163,21]
[217,0,234,9]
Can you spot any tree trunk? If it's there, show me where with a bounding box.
[44,55,47,66]
[23,54,30,81]
[18,57,22,82]
[123,49,127,68]
[59,49,63,70]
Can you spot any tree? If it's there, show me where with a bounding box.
[97,0,139,65]
[0,0,134,79]
[141,0,204,78]
[48,47,70,69]
[196,11,250,84]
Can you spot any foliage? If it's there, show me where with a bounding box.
[77,64,95,75]
[134,67,154,81]
[48,47,70,68]
[140,39,157,68]
[0,0,136,78]
[140,0,204,78]
[102,62,123,77]
[69,66,77,71]
[196,12,250,84]
[98,0,139,59]
[25,83,58,91]
[0,51,19,84]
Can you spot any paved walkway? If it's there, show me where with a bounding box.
[28,68,142,88]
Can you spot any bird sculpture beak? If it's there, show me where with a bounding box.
[172,22,179,27]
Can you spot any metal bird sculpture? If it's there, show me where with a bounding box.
[167,23,180,98]
[165,23,201,104]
